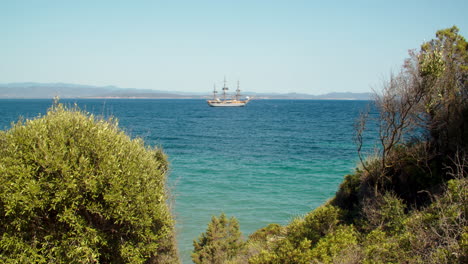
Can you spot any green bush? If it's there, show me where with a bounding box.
[287,204,343,245]
[362,192,407,233]
[362,229,403,264]
[248,238,313,264]
[403,177,467,263]
[192,213,245,264]
[331,172,362,222]
[309,225,359,264]
[247,204,344,264]
[248,223,283,242]
[0,103,178,263]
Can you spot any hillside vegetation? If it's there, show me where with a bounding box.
[0,102,179,263]
[193,26,468,264]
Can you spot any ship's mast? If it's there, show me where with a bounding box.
[235,80,241,101]
[222,76,228,100]
[212,84,218,100]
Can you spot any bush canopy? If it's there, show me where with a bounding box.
[0,103,178,263]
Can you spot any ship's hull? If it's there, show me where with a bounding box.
[207,100,248,107]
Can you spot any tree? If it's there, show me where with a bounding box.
[356,26,468,198]
[192,213,245,264]
[0,103,178,263]
[419,26,468,155]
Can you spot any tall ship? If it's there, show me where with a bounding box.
[207,78,250,107]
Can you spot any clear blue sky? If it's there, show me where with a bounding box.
[1,0,467,94]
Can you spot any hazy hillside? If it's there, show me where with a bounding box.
[0,83,371,100]
[0,83,188,99]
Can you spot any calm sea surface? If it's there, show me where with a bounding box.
[0,99,374,263]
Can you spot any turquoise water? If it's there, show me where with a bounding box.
[0,99,372,263]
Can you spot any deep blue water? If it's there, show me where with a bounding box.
[0,99,374,263]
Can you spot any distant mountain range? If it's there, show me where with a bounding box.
[0,83,372,100]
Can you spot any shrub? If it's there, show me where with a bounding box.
[309,225,359,264]
[332,172,362,222]
[192,213,245,264]
[362,229,403,264]
[0,103,178,263]
[362,192,407,233]
[356,26,468,197]
[248,223,283,242]
[287,204,343,245]
[404,177,467,263]
[248,238,313,264]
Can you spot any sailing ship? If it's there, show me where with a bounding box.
[207,78,250,107]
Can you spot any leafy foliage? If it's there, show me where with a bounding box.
[0,103,178,263]
[362,192,407,233]
[248,224,283,242]
[309,225,358,264]
[248,238,313,264]
[354,25,468,201]
[192,213,245,264]
[287,204,343,245]
[246,205,346,264]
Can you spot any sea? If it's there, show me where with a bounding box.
[0,99,375,263]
